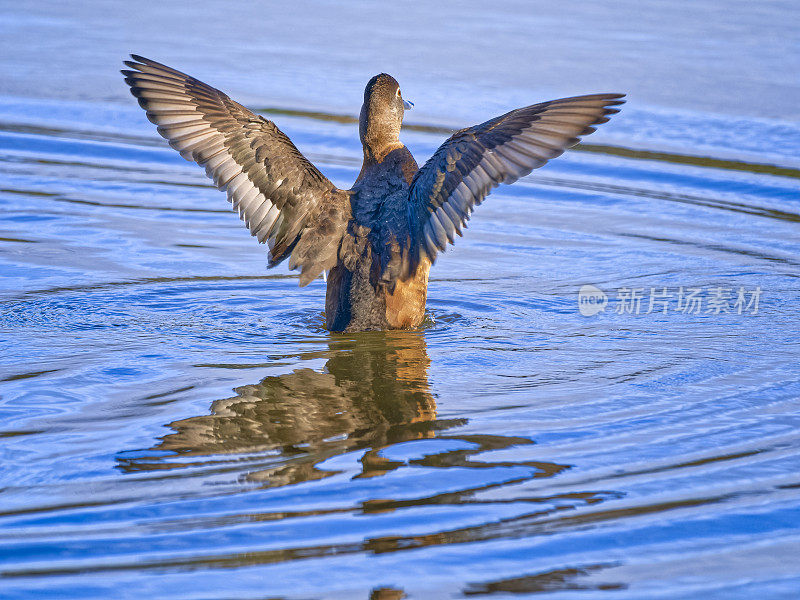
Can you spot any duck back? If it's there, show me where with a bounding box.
[325,147,427,332]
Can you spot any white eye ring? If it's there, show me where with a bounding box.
[396,89,402,97]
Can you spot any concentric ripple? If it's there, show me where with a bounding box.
[2,62,800,600]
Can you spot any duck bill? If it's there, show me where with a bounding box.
[403,99,414,110]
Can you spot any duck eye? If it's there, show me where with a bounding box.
[396,89,401,97]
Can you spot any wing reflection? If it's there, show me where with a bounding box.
[113,331,626,575]
[120,331,463,483]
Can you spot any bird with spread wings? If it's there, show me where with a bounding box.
[123,55,624,331]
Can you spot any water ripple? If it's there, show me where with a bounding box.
[1,69,800,599]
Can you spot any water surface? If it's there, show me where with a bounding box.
[1,2,800,598]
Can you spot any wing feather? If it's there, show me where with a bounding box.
[123,55,350,286]
[406,93,625,272]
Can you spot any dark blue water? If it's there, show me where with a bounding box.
[1,2,800,598]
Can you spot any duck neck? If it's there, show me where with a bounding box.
[359,105,402,165]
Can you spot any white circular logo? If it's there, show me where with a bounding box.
[578,284,607,316]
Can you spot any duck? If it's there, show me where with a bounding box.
[122,55,624,332]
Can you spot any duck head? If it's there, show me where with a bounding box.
[359,73,413,162]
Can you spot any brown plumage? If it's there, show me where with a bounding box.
[122,56,625,332]
[122,331,436,481]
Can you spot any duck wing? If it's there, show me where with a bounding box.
[122,55,350,286]
[405,93,625,274]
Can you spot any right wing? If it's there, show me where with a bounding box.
[405,93,625,275]
[122,55,350,286]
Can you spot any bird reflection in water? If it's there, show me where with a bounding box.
[120,331,463,484]
[116,332,622,598]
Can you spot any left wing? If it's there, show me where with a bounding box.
[122,55,350,286]
[405,93,625,274]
